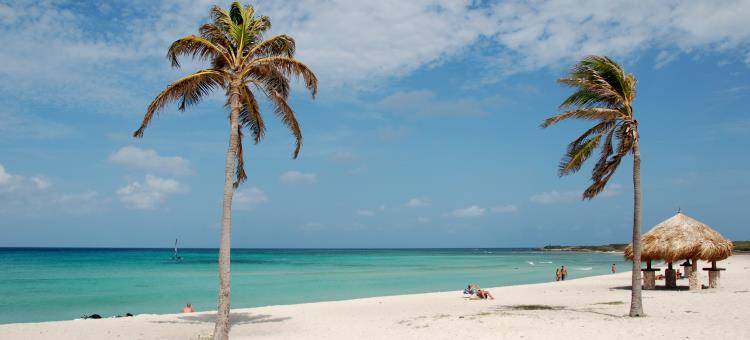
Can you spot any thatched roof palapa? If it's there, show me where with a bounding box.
[624,212,733,262]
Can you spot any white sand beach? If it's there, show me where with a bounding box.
[2,255,749,340]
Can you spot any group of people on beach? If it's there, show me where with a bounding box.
[554,265,568,281]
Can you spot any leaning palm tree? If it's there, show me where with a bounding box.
[541,55,643,317]
[133,3,317,338]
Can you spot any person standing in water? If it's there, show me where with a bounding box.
[560,266,568,280]
[555,268,561,281]
[611,263,617,273]
[182,303,195,313]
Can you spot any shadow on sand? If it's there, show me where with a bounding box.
[610,285,691,291]
[150,312,291,325]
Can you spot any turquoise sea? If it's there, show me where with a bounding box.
[0,248,628,324]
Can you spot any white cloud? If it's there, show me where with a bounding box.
[116,174,189,210]
[30,176,51,190]
[599,184,624,198]
[356,209,375,216]
[109,146,192,176]
[56,190,103,216]
[0,163,103,215]
[259,1,496,88]
[262,0,750,87]
[3,0,750,111]
[377,90,489,117]
[234,187,269,210]
[530,184,623,204]
[406,197,431,208]
[0,111,74,139]
[529,190,580,204]
[280,170,318,184]
[491,204,519,213]
[0,164,23,191]
[450,205,486,218]
[377,126,409,142]
[483,0,750,79]
[328,151,361,162]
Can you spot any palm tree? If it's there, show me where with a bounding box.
[133,3,317,338]
[541,55,643,317]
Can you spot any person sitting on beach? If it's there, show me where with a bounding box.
[476,289,495,300]
[560,266,568,280]
[182,303,195,313]
[463,284,477,295]
[555,268,561,281]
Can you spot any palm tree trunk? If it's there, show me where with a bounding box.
[213,78,242,340]
[629,138,644,317]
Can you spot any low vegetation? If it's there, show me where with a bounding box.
[508,305,563,311]
[733,241,750,252]
[541,244,627,252]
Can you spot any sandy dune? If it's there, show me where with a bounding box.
[2,255,749,339]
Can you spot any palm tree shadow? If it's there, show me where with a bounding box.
[610,285,690,291]
[151,312,291,325]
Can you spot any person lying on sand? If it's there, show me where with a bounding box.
[463,284,477,295]
[476,289,495,300]
[182,303,195,313]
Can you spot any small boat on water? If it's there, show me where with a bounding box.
[172,238,183,261]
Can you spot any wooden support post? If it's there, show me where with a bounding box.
[642,260,659,290]
[643,270,656,289]
[702,261,725,288]
[681,260,692,278]
[665,262,676,288]
[689,258,700,290]
[708,270,720,288]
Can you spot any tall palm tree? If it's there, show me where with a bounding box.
[541,55,643,317]
[133,3,317,338]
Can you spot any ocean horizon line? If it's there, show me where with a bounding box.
[0,246,545,251]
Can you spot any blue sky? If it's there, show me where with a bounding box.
[1,0,749,248]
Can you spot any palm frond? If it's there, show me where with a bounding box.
[246,64,291,98]
[233,126,247,188]
[247,35,295,60]
[210,5,231,27]
[267,90,303,158]
[247,57,318,97]
[583,169,617,199]
[541,108,621,128]
[568,120,616,151]
[559,135,602,177]
[199,24,235,57]
[134,70,225,137]
[167,35,230,68]
[238,85,265,144]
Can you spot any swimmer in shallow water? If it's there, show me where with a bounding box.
[182,303,195,313]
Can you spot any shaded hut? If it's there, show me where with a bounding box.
[624,212,733,290]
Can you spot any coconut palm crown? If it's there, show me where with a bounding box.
[541,55,637,198]
[134,2,317,186]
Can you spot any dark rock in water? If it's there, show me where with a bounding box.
[126,313,133,317]
[82,314,102,319]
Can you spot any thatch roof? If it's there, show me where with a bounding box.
[624,212,733,262]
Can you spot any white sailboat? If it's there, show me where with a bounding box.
[172,238,183,261]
